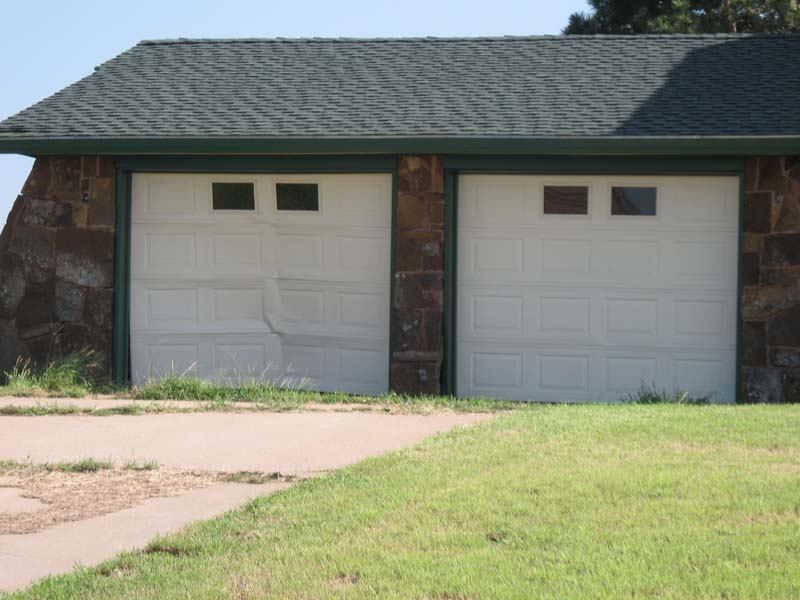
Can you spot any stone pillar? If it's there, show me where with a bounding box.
[390,156,445,395]
[741,156,800,402]
[0,156,115,376]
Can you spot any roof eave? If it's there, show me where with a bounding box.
[0,136,798,157]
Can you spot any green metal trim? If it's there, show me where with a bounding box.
[735,173,746,403]
[444,156,747,174]
[442,171,458,396]
[0,137,798,157]
[114,155,396,173]
[442,158,747,400]
[112,169,132,384]
[388,165,399,392]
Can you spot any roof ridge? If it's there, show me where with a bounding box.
[137,33,796,45]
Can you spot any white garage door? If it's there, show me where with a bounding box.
[130,173,392,394]
[457,175,739,403]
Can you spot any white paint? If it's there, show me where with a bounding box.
[130,173,391,394]
[457,174,739,403]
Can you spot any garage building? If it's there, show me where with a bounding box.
[0,36,799,402]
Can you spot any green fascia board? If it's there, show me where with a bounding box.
[0,136,799,157]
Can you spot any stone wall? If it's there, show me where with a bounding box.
[1,153,797,400]
[0,156,115,377]
[741,157,800,402]
[390,156,445,394]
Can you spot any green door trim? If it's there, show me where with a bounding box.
[442,171,459,396]
[735,173,746,403]
[441,156,746,399]
[111,155,398,385]
[112,169,132,384]
[388,165,399,391]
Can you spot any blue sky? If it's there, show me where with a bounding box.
[0,0,589,223]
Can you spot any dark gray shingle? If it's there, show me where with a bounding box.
[0,35,798,139]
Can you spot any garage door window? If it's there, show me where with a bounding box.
[543,186,589,215]
[277,183,319,211]
[212,182,255,211]
[611,186,657,216]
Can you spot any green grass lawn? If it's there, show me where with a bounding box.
[8,405,800,599]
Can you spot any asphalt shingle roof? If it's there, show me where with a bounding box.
[1,35,799,140]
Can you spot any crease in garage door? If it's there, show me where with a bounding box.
[129,173,392,395]
[455,174,740,403]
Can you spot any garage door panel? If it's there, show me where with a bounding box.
[465,177,536,221]
[278,289,326,326]
[470,351,525,392]
[212,344,268,378]
[339,348,387,386]
[538,354,590,394]
[276,228,389,282]
[276,232,324,272]
[211,233,262,268]
[133,173,391,224]
[132,334,285,382]
[277,283,389,339]
[337,291,387,329]
[212,288,265,325]
[540,238,592,275]
[538,295,592,336]
[672,354,735,401]
[324,176,393,223]
[462,230,736,291]
[461,287,736,349]
[668,180,739,227]
[133,177,199,220]
[458,174,738,403]
[282,341,388,394]
[466,235,526,278]
[605,297,659,338]
[132,340,200,381]
[131,173,391,394]
[133,224,272,280]
[606,239,662,279]
[132,282,272,334]
[146,288,199,325]
[670,296,738,347]
[282,344,325,382]
[268,175,391,227]
[337,235,387,272]
[604,355,659,395]
[148,344,200,379]
[469,294,526,335]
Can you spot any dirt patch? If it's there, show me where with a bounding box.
[0,463,223,534]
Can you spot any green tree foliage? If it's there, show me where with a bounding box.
[564,0,800,33]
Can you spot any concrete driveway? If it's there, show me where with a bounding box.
[0,410,487,591]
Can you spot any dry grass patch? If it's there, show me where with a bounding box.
[0,461,223,534]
